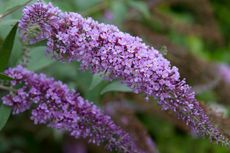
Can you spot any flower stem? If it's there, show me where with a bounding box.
[0,84,16,92]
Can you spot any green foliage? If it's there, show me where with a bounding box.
[100,81,132,95]
[0,23,18,72]
[88,73,104,90]
[185,36,208,59]
[128,0,151,18]
[111,0,128,25]
[27,46,54,71]
[75,0,102,11]
[0,104,11,131]
[0,22,17,132]
[0,0,32,21]
[0,73,12,80]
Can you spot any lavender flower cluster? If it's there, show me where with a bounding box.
[19,2,60,44]
[2,65,142,153]
[218,64,230,84]
[18,2,227,144]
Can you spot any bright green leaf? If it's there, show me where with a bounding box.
[100,81,132,95]
[0,104,11,131]
[0,22,18,72]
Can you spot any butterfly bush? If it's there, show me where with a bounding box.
[19,2,228,144]
[1,65,142,153]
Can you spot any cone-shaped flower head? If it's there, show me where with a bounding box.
[1,65,143,153]
[18,1,228,145]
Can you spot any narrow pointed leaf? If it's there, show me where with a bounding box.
[0,73,12,80]
[0,22,18,72]
[0,104,11,131]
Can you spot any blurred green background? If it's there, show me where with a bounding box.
[0,0,230,153]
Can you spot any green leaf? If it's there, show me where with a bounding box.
[88,73,104,90]
[0,0,32,21]
[0,19,18,27]
[0,22,18,72]
[27,47,55,71]
[0,73,12,80]
[100,81,132,95]
[29,40,47,47]
[111,1,128,24]
[75,0,102,11]
[0,104,11,131]
[128,1,151,18]
[185,36,208,59]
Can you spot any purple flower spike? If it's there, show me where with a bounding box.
[19,2,228,145]
[2,66,143,153]
[19,1,60,44]
[47,12,227,144]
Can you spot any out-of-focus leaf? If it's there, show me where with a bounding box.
[27,47,54,71]
[128,1,151,18]
[100,81,132,95]
[0,19,18,27]
[75,0,102,11]
[88,73,104,90]
[186,36,208,59]
[111,1,127,25]
[29,40,47,47]
[0,73,12,80]
[0,0,32,21]
[0,23,18,72]
[0,104,11,131]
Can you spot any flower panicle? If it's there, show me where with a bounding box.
[19,1,229,145]
[2,65,143,153]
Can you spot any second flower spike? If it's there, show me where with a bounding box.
[2,65,143,153]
